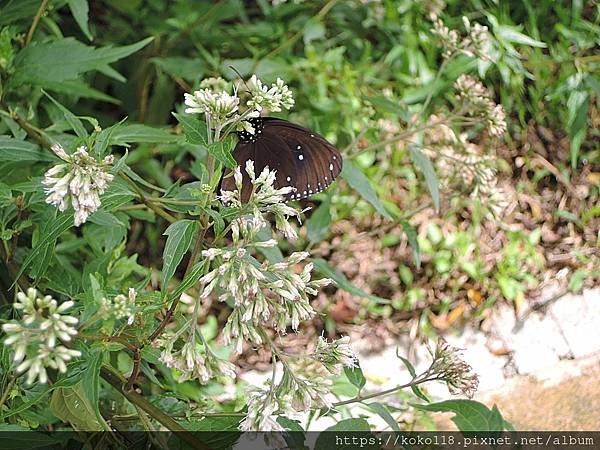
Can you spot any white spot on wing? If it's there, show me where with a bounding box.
[299,154,304,160]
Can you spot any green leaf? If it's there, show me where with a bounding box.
[0,136,54,162]
[81,349,103,424]
[0,0,44,25]
[344,364,366,391]
[315,419,372,450]
[400,220,421,268]
[16,213,73,282]
[496,25,547,48]
[161,219,198,292]
[314,258,389,304]
[50,382,107,431]
[341,160,392,219]
[395,349,417,378]
[12,37,153,86]
[307,196,332,243]
[151,56,205,81]
[0,425,65,448]
[410,146,440,212]
[68,0,93,41]
[172,112,208,146]
[43,90,88,138]
[366,402,400,431]
[411,400,508,431]
[110,124,178,145]
[42,79,119,104]
[207,135,237,169]
[567,90,589,169]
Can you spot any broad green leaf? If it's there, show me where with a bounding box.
[68,0,93,41]
[161,219,198,292]
[207,135,237,169]
[151,56,205,81]
[172,112,208,146]
[0,136,54,162]
[110,124,178,145]
[315,419,372,450]
[344,364,366,391]
[400,220,421,268]
[411,400,508,431]
[341,160,392,219]
[12,37,153,86]
[307,196,332,243]
[410,146,440,212]
[50,382,107,431]
[366,402,400,431]
[0,425,65,448]
[43,90,88,138]
[313,258,390,304]
[166,260,207,304]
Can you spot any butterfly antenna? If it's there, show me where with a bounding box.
[229,65,251,92]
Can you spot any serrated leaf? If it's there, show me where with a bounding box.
[344,364,366,391]
[43,90,88,138]
[161,219,198,292]
[400,220,420,268]
[15,213,73,282]
[68,0,93,41]
[410,146,440,212]
[42,80,119,104]
[313,258,390,304]
[172,112,208,146]
[366,402,400,431]
[207,135,237,169]
[411,400,508,431]
[12,37,153,86]
[0,136,54,162]
[341,160,392,219]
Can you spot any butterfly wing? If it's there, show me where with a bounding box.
[261,118,342,200]
[219,117,342,202]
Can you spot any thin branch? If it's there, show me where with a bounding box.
[332,376,436,407]
[120,174,177,223]
[25,0,49,46]
[100,365,210,450]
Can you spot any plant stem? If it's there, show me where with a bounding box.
[0,376,17,410]
[120,174,177,223]
[0,104,53,149]
[332,376,436,407]
[25,0,49,46]
[100,365,210,450]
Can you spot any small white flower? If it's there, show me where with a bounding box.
[2,289,81,384]
[43,145,114,226]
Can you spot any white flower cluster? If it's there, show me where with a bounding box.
[312,335,358,375]
[99,288,137,325]
[221,160,302,239]
[424,120,511,217]
[183,75,294,137]
[2,288,81,384]
[246,75,295,113]
[431,15,492,60]
[241,341,357,431]
[43,144,114,226]
[429,338,479,398]
[454,74,507,138]
[159,339,236,383]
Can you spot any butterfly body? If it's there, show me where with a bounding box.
[220,117,342,202]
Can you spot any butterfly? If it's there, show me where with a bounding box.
[219,117,342,202]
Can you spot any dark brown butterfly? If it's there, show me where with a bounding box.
[219,117,342,202]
